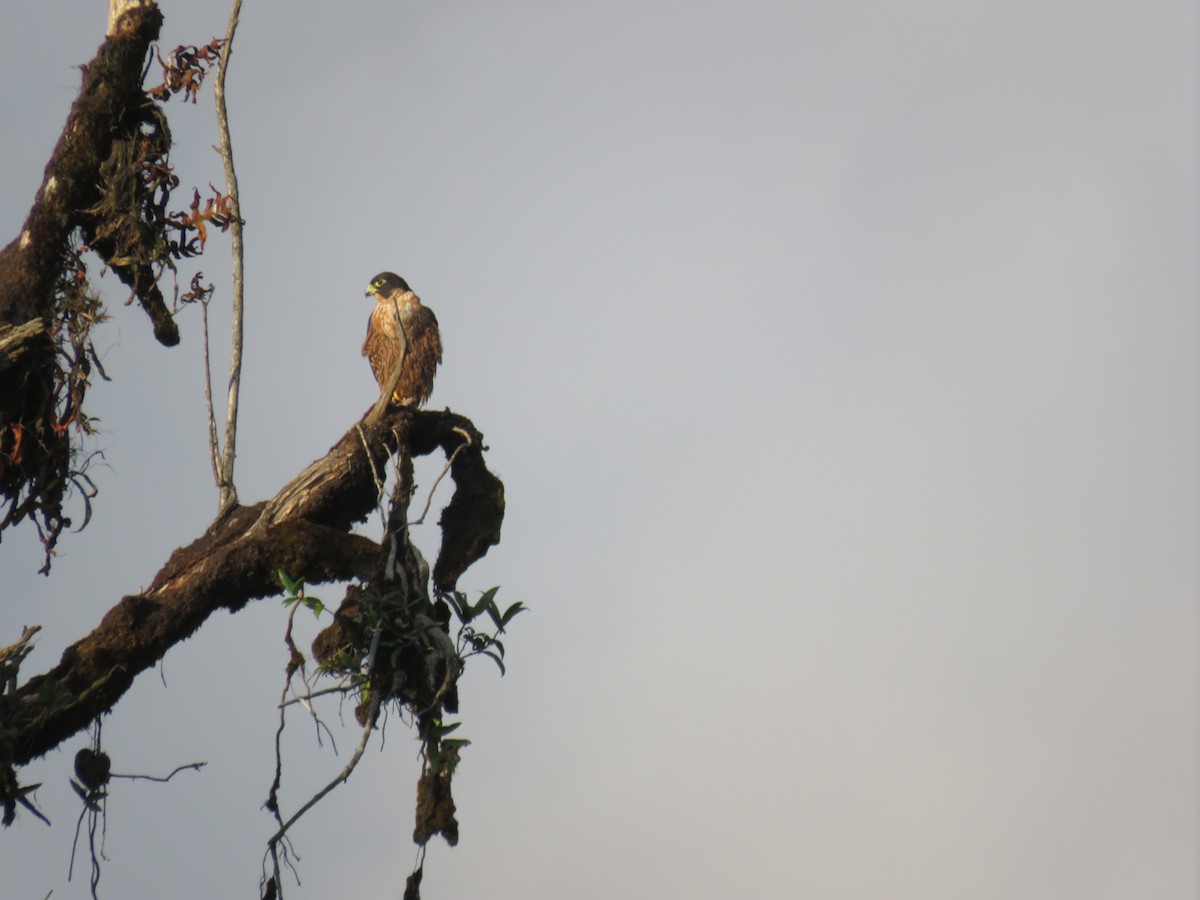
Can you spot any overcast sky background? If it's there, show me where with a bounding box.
[1,2,1197,898]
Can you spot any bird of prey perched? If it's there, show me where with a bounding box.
[362,272,442,408]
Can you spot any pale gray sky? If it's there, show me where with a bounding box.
[2,2,1197,898]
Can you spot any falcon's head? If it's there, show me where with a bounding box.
[365,272,410,299]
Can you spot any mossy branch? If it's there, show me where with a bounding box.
[0,408,502,778]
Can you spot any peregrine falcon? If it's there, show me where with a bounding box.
[362,272,442,408]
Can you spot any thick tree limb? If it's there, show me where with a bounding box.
[0,2,174,344]
[0,1,171,561]
[0,408,502,770]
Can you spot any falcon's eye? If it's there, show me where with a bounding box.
[374,278,385,286]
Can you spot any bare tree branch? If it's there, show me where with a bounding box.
[409,427,472,526]
[200,295,225,498]
[213,0,246,515]
[111,761,206,782]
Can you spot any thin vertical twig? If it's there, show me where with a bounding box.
[213,0,245,514]
[200,297,223,491]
